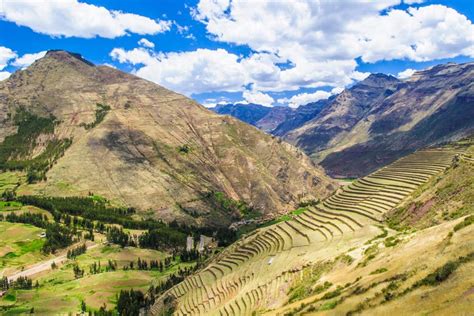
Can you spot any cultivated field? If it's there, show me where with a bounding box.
[151,148,466,315]
[0,243,191,314]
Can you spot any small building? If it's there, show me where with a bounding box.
[197,235,216,252]
[186,236,194,251]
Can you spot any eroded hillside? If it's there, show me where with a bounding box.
[0,50,336,227]
[283,63,474,178]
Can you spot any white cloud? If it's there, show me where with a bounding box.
[192,0,474,93]
[397,68,416,79]
[108,1,474,103]
[138,38,155,48]
[278,90,332,108]
[0,46,17,70]
[0,71,11,81]
[12,51,47,68]
[1,0,171,38]
[243,90,274,107]
[404,0,424,4]
[111,47,247,95]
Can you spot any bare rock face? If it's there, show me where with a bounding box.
[282,63,474,177]
[0,50,336,226]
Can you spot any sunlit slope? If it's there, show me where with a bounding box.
[151,148,461,315]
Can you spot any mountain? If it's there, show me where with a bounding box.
[212,103,272,126]
[255,105,293,132]
[212,101,331,135]
[0,50,336,226]
[284,63,474,177]
[272,97,333,136]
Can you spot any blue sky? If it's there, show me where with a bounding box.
[0,0,473,108]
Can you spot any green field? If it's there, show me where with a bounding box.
[1,243,195,314]
[0,222,48,273]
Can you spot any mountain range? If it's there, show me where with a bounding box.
[0,50,336,227]
[215,62,474,177]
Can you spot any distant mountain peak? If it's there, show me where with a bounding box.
[359,73,400,87]
[44,49,95,67]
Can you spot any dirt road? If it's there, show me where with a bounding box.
[5,242,99,282]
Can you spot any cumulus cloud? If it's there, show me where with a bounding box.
[138,38,155,48]
[278,90,333,108]
[107,1,474,107]
[0,46,17,70]
[397,68,416,79]
[11,51,47,68]
[111,47,247,95]
[191,0,474,94]
[243,90,274,107]
[0,72,11,81]
[1,0,171,38]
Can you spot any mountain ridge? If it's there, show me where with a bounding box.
[0,50,336,226]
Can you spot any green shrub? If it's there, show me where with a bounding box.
[384,236,400,247]
[453,215,474,232]
[370,267,388,275]
[80,103,111,130]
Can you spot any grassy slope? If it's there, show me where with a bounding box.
[387,143,473,229]
[266,143,474,315]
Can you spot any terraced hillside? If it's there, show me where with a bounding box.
[151,148,462,315]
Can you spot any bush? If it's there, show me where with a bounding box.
[453,215,474,232]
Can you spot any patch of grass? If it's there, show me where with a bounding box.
[80,103,111,130]
[453,215,474,232]
[370,267,388,275]
[384,236,400,247]
[319,299,339,311]
[4,292,16,302]
[338,254,354,265]
[321,286,342,300]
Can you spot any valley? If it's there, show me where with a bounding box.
[0,51,472,315]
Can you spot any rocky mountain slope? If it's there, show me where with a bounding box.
[284,63,474,177]
[212,100,330,134]
[0,50,336,227]
[212,103,272,127]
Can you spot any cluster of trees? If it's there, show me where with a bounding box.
[106,227,136,248]
[1,212,48,228]
[88,260,118,275]
[117,289,153,316]
[67,244,87,259]
[42,224,75,254]
[0,276,37,291]
[73,264,84,279]
[138,227,186,250]
[179,249,201,262]
[125,257,172,271]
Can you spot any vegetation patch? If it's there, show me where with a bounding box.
[453,215,474,232]
[80,103,111,130]
[413,252,473,288]
[0,109,71,183]
[370,267,388,275]
[384,236,401,247]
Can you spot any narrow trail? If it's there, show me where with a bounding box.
[4,242,99,282]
